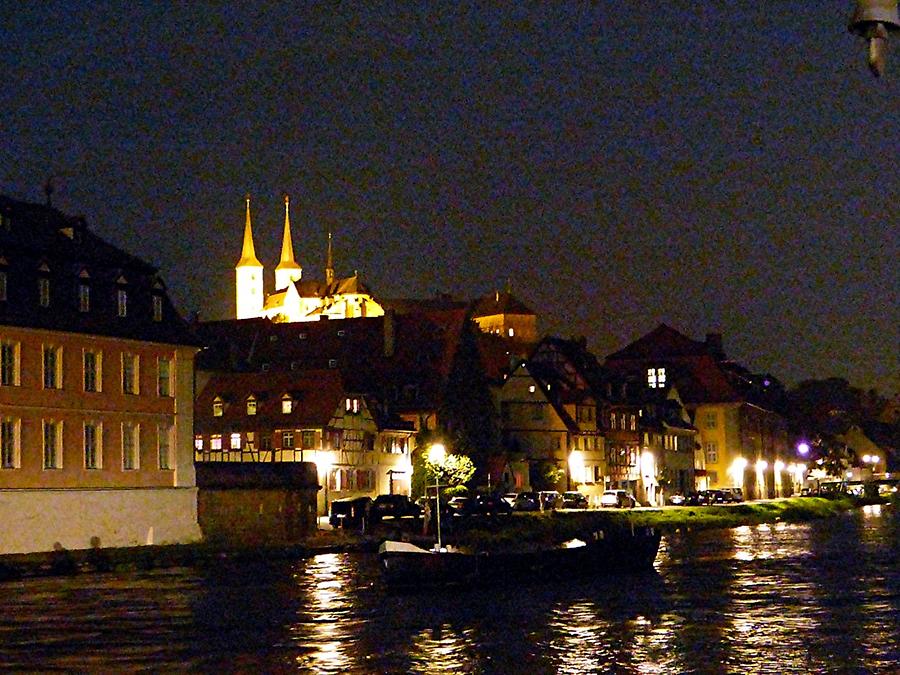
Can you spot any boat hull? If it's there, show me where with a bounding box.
[379,526,661,590]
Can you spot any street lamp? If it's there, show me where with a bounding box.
[849,0,900,76]
[568,449,585,489]
[427,442,446,551]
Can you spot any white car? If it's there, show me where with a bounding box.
[600,490,637,508]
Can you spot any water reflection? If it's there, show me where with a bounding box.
[0,508,897,673]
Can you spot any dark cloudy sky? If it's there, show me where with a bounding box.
[2,2,897,392]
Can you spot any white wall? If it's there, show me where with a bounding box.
[0,487,202,554]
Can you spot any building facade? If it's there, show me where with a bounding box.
[0,195,201,554]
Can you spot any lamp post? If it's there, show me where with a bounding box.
[428,443,446,551]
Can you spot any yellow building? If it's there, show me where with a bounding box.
[235,195,385,323]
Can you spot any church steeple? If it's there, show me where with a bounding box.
[275,194,302,291]
[325,230,335,286]
[235,195,264,320]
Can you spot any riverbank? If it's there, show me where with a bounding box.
[1,496,892,581]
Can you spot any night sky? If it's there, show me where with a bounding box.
[2,3,897,392]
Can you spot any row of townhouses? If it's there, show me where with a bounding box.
[1,194,892,553]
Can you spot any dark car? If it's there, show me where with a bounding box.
[371,494,422,521]
[472,493,513,515]
[328,496,373,529]
[562,491,589,509]
[538,491,563,510]
[512,492,540,512]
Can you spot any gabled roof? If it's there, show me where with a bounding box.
[471,291,535,318]
[605,323,711,361]
[195,369,346,432]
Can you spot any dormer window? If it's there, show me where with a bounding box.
[247,397,257,415]
[152,295,163,322]
[117,289,128,317]
[78,283,90,312]
[282,395,293,414]
[213,397,224,417]
[647,367,666,388]
[345,397,360,414]
[38,277,50,307]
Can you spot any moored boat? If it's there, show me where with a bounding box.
[378,525,661,590]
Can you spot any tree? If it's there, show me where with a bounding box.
[411,447,475,499]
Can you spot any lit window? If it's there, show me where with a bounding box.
[647,367,667,388]
[0,341,20,386]
[247,397,257,415]
[352,398,360,414]
[84,422,102,469]
[230,432,241,450]
[158,357,172,397]
[705,442,718,464]
[658,368,666,386]
[78,284,90,312]
[38,277,50,307]
[301,430,316,450]
[152,295,163,322]
[43,345,62,389]
[1,418,21,469]
[84,350,101,392]
[282,430,294,448]
[122,422,140,470]
[630,415,636,431]
[705,412,717,429]
[508,327,515,337]
[43,420,62,469]
[117,289,127,317]
[158,425,172,469]
[610,413,616,430]
[194,436,204,451]
[213,400,224,417]
[122,353,139,394]
[282,396,293,414]
[528,385,536,393]
[210,434,222,451]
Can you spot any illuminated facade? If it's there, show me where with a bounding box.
[0,195,202,554]
[235,195,384,323]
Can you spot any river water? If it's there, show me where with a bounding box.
[1,505,898,674]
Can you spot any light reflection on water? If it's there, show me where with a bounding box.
[0,507,897,673]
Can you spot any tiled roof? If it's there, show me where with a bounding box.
[0,195,197,345]
[471,291,535,318]
[605,323,711,361]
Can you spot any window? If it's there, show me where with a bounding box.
[708,470,719,485]
[122,423,139,470]
[194,436,204,451]
[260,434,272,451]
[328,358,338,369]
[1,418,20,469]
[610,413,616,430]
[230,432,241,450]
[282,430,294,449]
[705,412,718,429]
[78,284,90,312]
[531,403,546,421]
[247,397,257,415]
[38,277,50,307]
[0,341,19,386]
[210,434,222,451]
[43,420,62,469]
[122,353,139,394]
[282,396,293,414]
[620,413,626,429]
[158,357,172,397]
[0,270,6,302]
[42,345,62,389]
[647,367,666,388]
[213,399,224,417]
[117,289,128,317]
[705,442,718,464]
[158,425,172,469]
[356,468,375,491]
[629,414,636,431]
[83,350,101,392]
[301,430,316,450]
[152,295,163,322]
[84,422,102,469]
[345,398,360,414]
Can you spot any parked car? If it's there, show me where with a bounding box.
[538,491,563,510]
[471,493,513,515]
[719,487,744,503]
[328,496,373,529]
[667,493,686,506]
[600,490,636,508]
[562,491,589,509]
[502,493,519,508]
[685,490,728,505]
[511,492,540,512]
[371,494,422,521]
[447,496,472,514]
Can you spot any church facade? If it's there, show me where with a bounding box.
[235,196,385,323]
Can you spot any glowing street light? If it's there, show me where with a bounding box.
[427,443,447,551]
[774,460,785,474]
[797,442,810,456]
[568,449,585,487]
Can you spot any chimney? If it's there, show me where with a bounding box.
[706,332,724,358]
[383,309,396,358]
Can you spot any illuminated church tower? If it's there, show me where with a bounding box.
[274,194,302,291]
[235,195,264,319]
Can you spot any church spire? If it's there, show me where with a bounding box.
[325,230,335,286]
[275,194,302,291]
[236,194,262,268]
